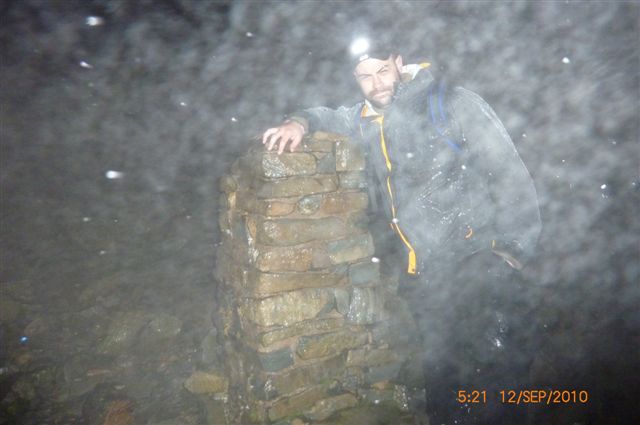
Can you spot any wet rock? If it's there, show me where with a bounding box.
[0,298,22,323]
[61,354,114,400]
[314,402,426,425]
[268,384,329,422]
[184,371,229,394]
[255,175,338,198]
[200,328,221,366]
[264,199,298,216]
[260,152,317,178]
[342,367,364,393]
[297,330,367,360]
[347,287,386,325]
[2,280,36,304]
[0,376,34,423]
[396,353,426,389]
[346,348,401,368]
[252,317,344,348]
[393,384,410,412]
[337,171,367,190]
[359,387,395,404]
[334,288,350,315]
[405,386,427,413]
[327,234,374,265]
[246,268,347,296]
[9,374,38,401]
[102,400,135,425]
[236,192,298,217]
[23,316,49,337]
[320,192,368,215]
[81,383,131,425]
[78,271,139,309]
[297,194,323,214]
[365,362,403,385]
[304,393,358,421]
[240,288,333,327]
[257,217,358,246]
[370,294,417,345]
[137,313,182,349]
[97,311,150,355]
[200,396,230,425]
[153,411,202,425]
[254,245,314,272]
[315,151,336,174]
[294,139,336,153]
[219,174,238,193]
[335,140,366,172]
[258,347,294,372]
[349,261,380,286]
[269,355,346,396]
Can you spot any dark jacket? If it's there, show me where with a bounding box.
[295,68,541,276]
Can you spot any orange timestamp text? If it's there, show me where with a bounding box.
[457,389,589,405]
[499,389,589,404]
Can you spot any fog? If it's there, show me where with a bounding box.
[1,1,638,424]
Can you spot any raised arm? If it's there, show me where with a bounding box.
[262,104,360,154]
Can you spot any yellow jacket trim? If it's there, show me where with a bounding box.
[373,116,417,275]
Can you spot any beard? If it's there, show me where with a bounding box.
[367,81,399,110]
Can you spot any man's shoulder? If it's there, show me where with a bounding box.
[302,102,364,115]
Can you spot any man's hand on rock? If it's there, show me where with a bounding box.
[262,120,306,155]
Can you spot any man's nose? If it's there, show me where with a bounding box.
[372,75,384,89]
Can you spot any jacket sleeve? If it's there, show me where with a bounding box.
[450,87,542,265]
[290,104,360,136]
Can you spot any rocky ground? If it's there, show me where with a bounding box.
[0,219,218,424]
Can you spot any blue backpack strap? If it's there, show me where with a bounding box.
[427,80,462,152]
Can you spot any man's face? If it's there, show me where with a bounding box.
[353,55,403,110]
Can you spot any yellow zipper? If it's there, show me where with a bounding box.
[373,116,417,275]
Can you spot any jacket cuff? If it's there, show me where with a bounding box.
[284,116,309,133]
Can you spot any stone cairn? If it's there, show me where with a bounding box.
[196,132,425,424]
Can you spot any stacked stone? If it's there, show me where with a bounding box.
[212,132,424,424]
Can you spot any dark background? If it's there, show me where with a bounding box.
[1,1,638,423]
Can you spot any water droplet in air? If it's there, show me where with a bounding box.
[371,257,380,263]
[562,57,571,64]
[79,61,93,69]
[86,16,104,26]
[105,170,124,179]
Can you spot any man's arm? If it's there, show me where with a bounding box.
[262,105,360,154]
[451,87,542,267]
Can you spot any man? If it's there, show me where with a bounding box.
[262,39,541,424]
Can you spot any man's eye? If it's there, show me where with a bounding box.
[379,69,388,74]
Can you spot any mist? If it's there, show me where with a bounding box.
[1,1,638,424]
